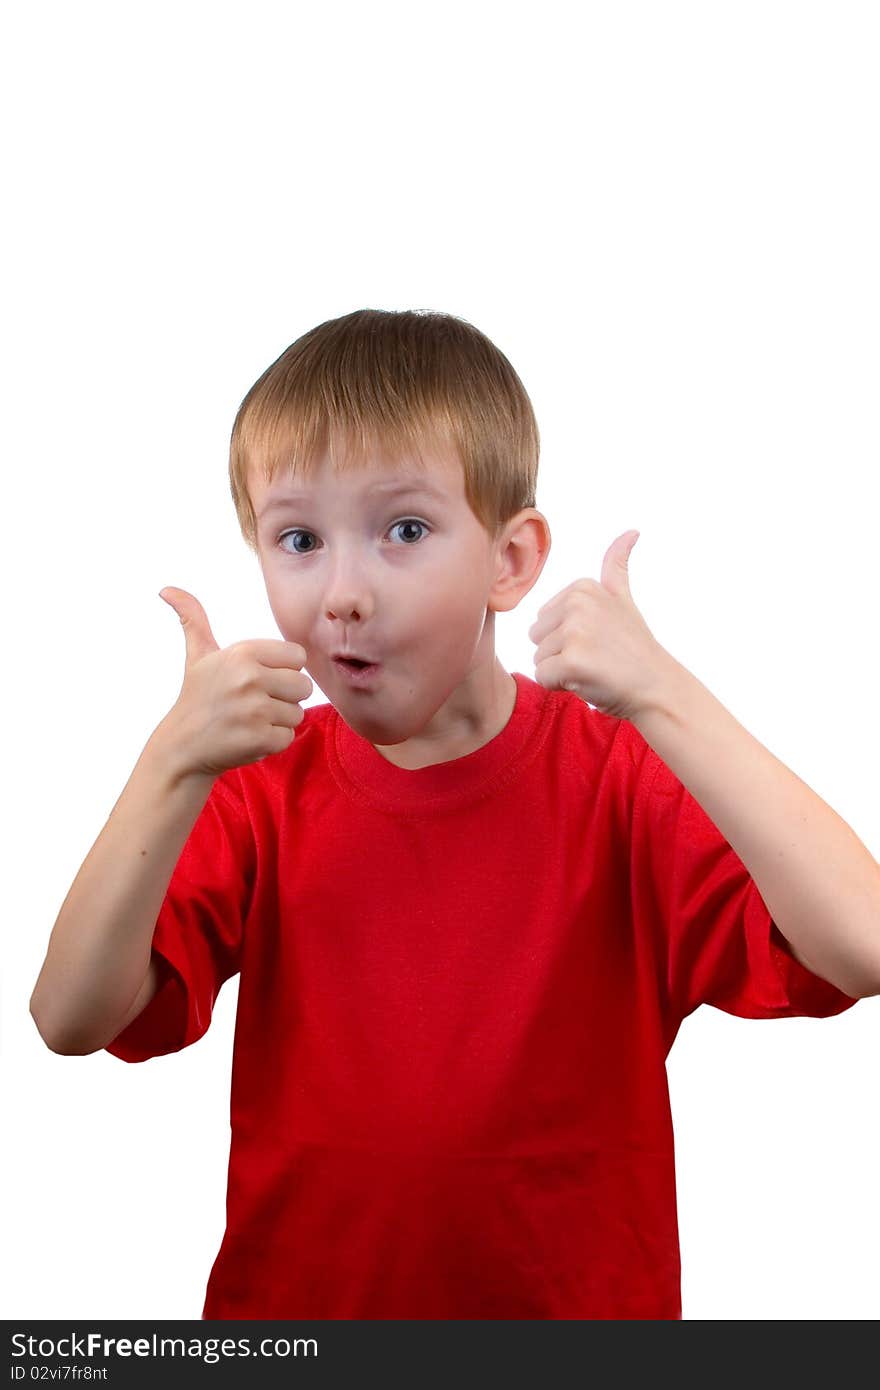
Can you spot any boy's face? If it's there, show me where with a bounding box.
[249,443,550,760]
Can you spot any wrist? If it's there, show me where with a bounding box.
[146,709,216,793]
[630,645,692,730]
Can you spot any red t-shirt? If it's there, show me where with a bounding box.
[105,671,858,1319]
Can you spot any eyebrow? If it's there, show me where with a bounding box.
[258,479,448,520]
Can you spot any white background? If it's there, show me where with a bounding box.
[3,1,878,1322]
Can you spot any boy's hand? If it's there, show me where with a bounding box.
[528,531,673,722]
[157,587,313,779]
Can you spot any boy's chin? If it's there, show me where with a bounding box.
[335,706,412,746]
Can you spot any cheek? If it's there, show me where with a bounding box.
[416,589,488,651]
[413,579,470,624]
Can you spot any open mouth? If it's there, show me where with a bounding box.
[332,656,381,683]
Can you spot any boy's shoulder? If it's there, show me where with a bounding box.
[203,700,335,814]
[536,683,655,776]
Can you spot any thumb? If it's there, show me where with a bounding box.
[600,529,640,596]
[158,587,221,665]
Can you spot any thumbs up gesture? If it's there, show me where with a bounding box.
[528,531,673,722]
[158,587,313,779]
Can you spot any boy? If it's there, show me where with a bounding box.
[30,309,879,1320]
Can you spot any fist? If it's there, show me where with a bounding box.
[158,587,313,779]
[528,531,668,721]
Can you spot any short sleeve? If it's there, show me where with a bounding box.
[631,748,860,1026]
[104,771,255,1063]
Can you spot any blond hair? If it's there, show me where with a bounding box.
[229,308,540,553]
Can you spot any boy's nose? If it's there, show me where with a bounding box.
[323,584,375,624]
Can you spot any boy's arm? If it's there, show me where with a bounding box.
[111,956,163,1038]
[530,531,880,1000]
[631,654,880,1000]
[30,718,217,1056]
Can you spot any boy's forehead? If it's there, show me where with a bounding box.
[251,450,464,513]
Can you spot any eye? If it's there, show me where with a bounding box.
[276,518,430,555]
[276,529,316,556]
[389,518,429,545]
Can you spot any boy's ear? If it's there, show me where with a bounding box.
[489,509,552,614]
